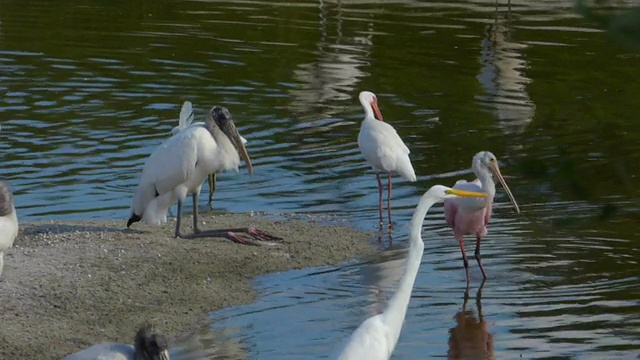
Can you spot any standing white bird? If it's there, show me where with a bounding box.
[333,185,487,360]
[0,180,18,277]
[128,106,280,245]
[357,91,417,233]
[64,323,170,360]
[171,101,248,206]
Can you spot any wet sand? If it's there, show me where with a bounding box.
[0,213,377,359]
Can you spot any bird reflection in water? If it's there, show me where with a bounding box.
[476,0,535,138]
[288,0,374,122]
[447,280,494,360]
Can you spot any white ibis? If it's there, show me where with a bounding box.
[357,91,416,233]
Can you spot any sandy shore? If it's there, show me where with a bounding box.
[0,212,377,359]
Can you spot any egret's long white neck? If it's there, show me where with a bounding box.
[382,189,440,352]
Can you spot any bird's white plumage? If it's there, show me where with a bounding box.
[171,101,195,135]
[334,315,393,360]
[65,325,170,360]
[0,208,18,249]
[64,344,135,360]
[357,91,416,182]
[131,122,241,226]
[450,179,488,212]
[0,182,18,277]
[358,118,415,181]
[334,185,485,360]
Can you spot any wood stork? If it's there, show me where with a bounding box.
[333,185,487,360]
[0,180,18,277]
[64,323,170,360]
[128,106,280,245]
[443,151,520,280]
[171,101,248,207]
[357,91,416,233]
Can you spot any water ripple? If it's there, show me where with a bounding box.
[2,0,640,358]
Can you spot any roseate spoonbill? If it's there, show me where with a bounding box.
[64,323,170,360]
[128,106,280,245]
[333,185,487,360]
[171,101,247,206]
[0,181,18,277]
[357,91,416,232]
[444,151,520,280]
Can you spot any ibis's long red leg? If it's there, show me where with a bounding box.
[376,173,384,229]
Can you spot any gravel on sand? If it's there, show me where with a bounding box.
[0,212,377,359]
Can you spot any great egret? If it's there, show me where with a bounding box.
[170,101,248,206]
[333,185,487,360]
[0,180,18,277]
[128,106,280,245]
[357,91,416,233]
[443,151,520,280]
[64,323,170,360]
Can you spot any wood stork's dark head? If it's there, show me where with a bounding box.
[209,106,253,175]
[134,323,170,360]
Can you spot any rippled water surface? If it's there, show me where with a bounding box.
[2,0,640,358]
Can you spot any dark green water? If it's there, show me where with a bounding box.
[1,0,638,358]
